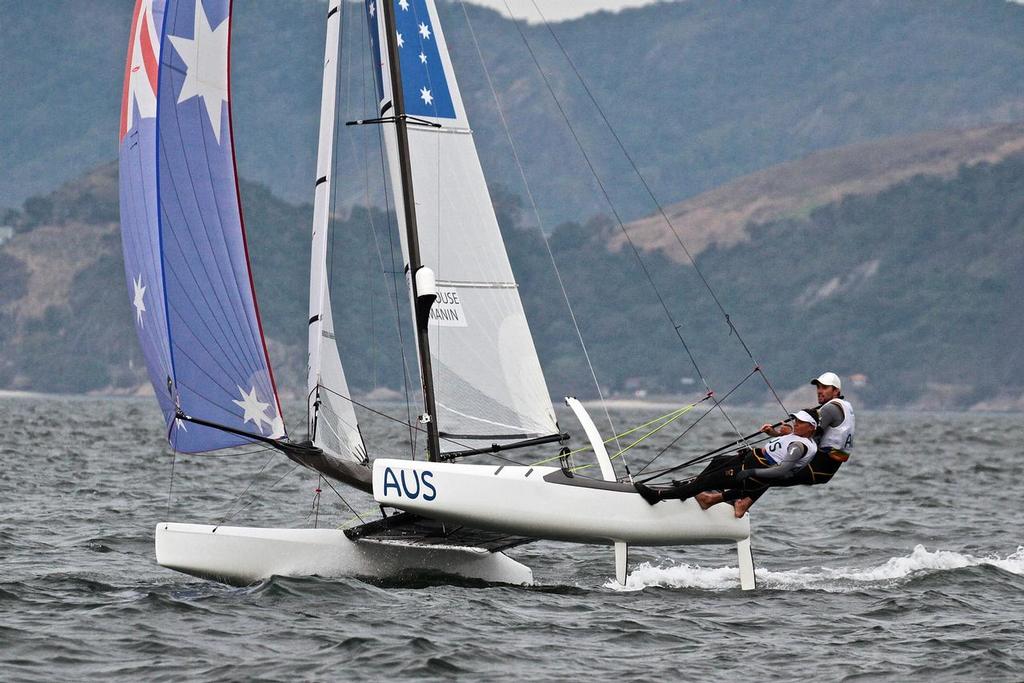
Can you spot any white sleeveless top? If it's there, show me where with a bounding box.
[819,398,855,452]
[762,434,817,469]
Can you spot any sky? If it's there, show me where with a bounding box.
[460,0,665,23]
[465,0,1024,23]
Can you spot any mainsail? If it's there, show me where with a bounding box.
[119,0,285,452]
[367,0,559,453]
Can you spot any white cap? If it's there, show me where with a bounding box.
[811,372,842,391]
[789,410,818,428]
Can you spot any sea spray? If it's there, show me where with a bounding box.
[608,545,1024,592]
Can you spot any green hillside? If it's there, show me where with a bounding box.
[4,0,1024,228]
[1,150,1022,409]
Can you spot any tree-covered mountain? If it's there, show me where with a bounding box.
[4,0,1024,409]
[2,141,1022,410]
[4,0,1024,228]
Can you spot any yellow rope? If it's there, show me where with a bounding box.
[564,402,699,473]
[530,401,699,467]
[334,401,703,526]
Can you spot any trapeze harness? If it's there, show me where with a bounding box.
[656,433,817,503]
[798,398,855,485]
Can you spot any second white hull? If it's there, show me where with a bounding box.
[155,523,533,585]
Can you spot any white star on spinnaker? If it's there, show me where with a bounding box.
[133,274,147,326]
[168,0,230,143]
[232,385,270,434]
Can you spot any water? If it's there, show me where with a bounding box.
[2,395,1022,680]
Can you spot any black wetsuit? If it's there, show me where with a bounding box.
[646,440,811,503]
[721,401,850,503]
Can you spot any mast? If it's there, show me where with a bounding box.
[380,0,442,461]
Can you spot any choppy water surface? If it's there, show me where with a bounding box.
[2,395,1022,680]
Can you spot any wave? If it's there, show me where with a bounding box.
[608,544,1024,592]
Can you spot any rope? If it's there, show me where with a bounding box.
[528,396,707,468]
[338,506,379,530]
[457,0,623,457]
[318,473,367,525]
[311,475,323,528]
[218,450,278,524]
[606,401,706,461]
[316,384,476,453]
[165,450,177,520]
[639,433,772,482]
[497,0,750,449]
[635,367,759,476]
[527,1,788,417]
[187,445,276,458]
[219,463,301,524]
[353,0,418,456]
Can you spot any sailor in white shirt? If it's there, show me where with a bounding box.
[701,371,856,517]
[635,411,819,505]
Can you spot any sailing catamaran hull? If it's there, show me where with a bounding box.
[155,523,533,586]
[372,460,750,546]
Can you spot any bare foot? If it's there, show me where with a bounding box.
[733,497,754,518]
[695,491,722,510]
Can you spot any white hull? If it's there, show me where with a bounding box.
[155,523,533,585]
[372,460,750,546]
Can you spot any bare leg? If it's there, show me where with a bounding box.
[694,491,723,510]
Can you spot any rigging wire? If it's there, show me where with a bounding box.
[316,384,473,453]
[318,473,367,524]
[183,445,277,458]
[165,450,177,521]
[527,0,789,416]
[341,2,418,458]
[496,0,749,451]
[366,3,419,458]
[219,462,301,524]
[457,0,625,460]
[311,474,324,527]
[529,396,708,471]
[375,128,419,459]
[639,433,773,482]
[635,366,760,477]
[217,449,278,524]
[329,0,348,301]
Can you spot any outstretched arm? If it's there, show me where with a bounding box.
[761,422,792,437]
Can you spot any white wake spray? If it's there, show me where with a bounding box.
[607,545,1024,592]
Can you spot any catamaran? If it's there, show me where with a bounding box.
[119,0,757,589]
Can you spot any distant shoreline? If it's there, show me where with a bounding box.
[0,389,47,399]
[1,388,1020,414]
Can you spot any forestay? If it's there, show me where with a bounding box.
[119,0,285,452]
[366,0,558,452]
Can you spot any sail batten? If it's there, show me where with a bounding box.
[307,0,367,465]
[119,0,285,453]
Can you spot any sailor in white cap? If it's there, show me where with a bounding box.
[704,371,856,516]
[762,371,855,479]
[636,411,819,507]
